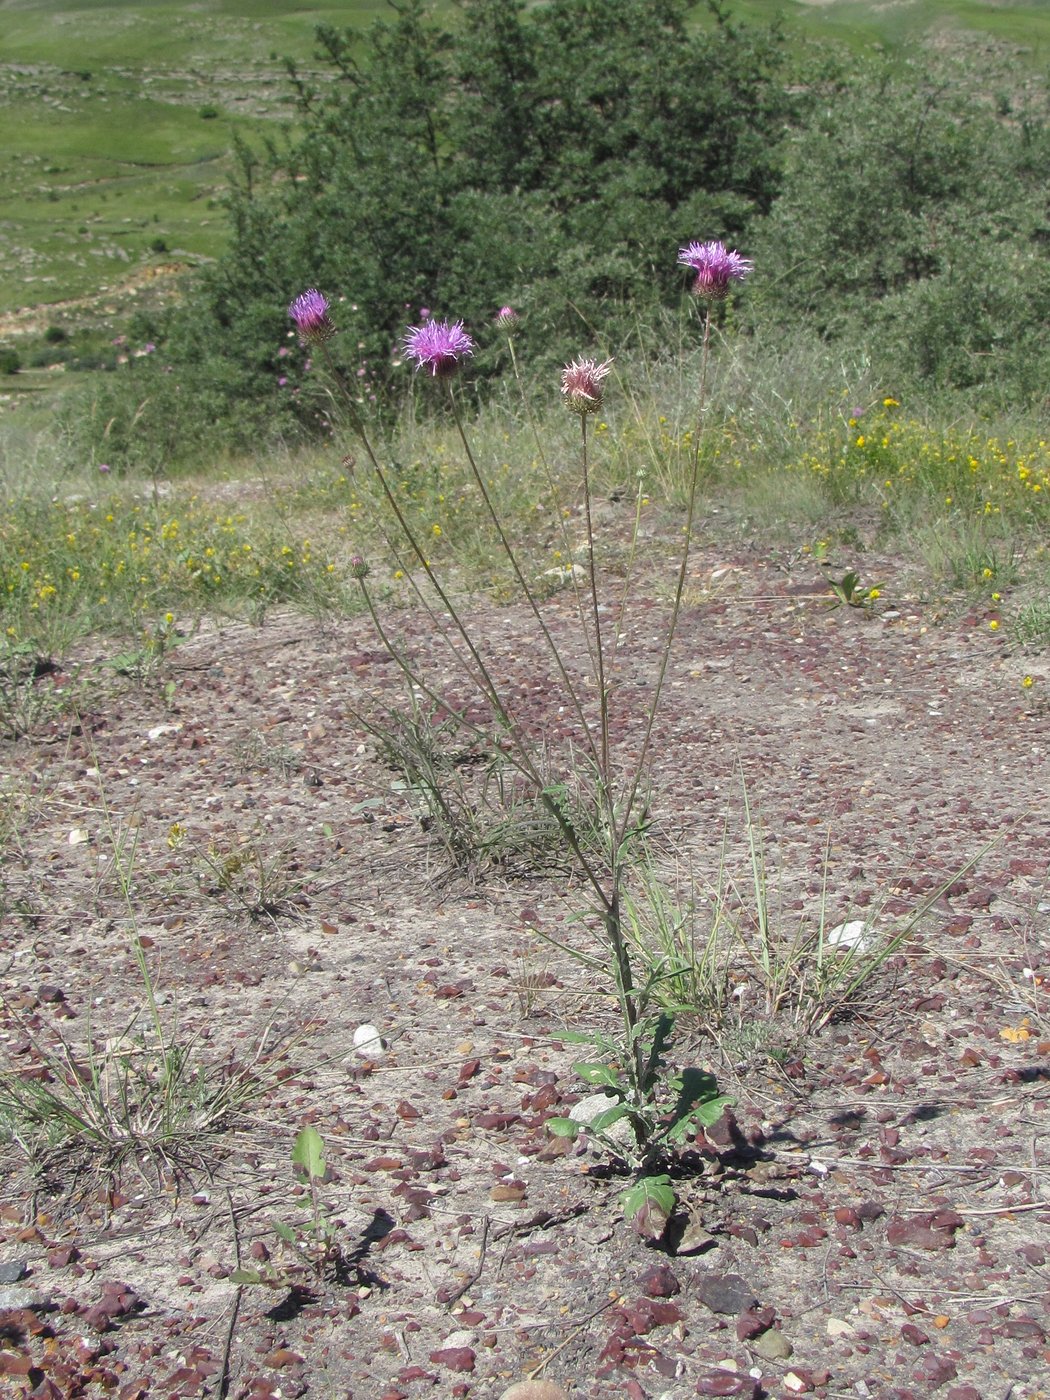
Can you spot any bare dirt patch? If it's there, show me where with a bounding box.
[1,538,1048,1399]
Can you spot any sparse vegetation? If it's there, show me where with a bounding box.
[0,5,1047,1396]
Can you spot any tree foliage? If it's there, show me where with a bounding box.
[750,63,1050,402]
[149,0,795,443]
[61,1,1048,467]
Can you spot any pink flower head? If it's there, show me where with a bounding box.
[560,356,613,416]
[495,306,519,329]
[403,319,475,378]
[677,240,753,299]
[288,288,336,344]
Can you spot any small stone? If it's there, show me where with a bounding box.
[639,1264,681,1297]
[695,1372,759,1397]
[0,1260,29,1284]
[674,1215,716,1255]
[886,1213,960,1251]
[826,1318,855,1337]
[751,1328,792,1360]
[352,1023,386,1058]
[568,1092,634,1147]
[901,1322,930,1346]
[694,1272,757,1315]
[826,920,875,952]
[429,1346,475,1373]
[736,1304,775,1340]
[264,1348,304,1369]
[996,1318,1045,1341]
[0,1284,46,1308]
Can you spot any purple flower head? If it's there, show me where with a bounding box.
[288,288,336,344]
[495,306,519,329]
[403,319,475,378]
[677,240,753,300]
[560,356,613,416]
[349,555,370,580]
[98,463,111,474]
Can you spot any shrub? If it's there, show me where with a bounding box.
[122,0,796,460]
[749,61,1050,407]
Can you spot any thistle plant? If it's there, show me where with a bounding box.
[287,244,752,1231]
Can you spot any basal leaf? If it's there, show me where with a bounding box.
[621,1172,675,1222]
[545,1116,580,1139]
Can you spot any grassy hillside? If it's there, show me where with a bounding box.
[744,0,1048,55]
[0,2,392,321]
[0,0,1044,328]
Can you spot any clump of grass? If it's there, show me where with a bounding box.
[1015,595,1050,648]
[233,727,304,777]
[189,832,309,924]
[362,701,603,879]
[0,635,82,739]
[624,786,992,1042]
[0,940,304,1188]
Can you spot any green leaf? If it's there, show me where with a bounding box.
[557,1029,614,1050]
[590,1103,631,1135]
[621,1173,675,1222]
[230,1268,268,1285]
[545,1117,580,1140]
[271,1218,298,1244]
[671,1067,730,1127]
[574,1062,624,1091]
[292,1125,325,1181]
[691,1095,733,1128]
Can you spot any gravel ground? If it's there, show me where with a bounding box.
[1,535,1048,1399]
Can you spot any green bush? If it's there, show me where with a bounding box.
[122,0,796,459]
[68,1,1049,465]
[0,349,20,376]
[749,62,1050,407]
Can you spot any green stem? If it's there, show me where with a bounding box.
[319,347,611,909]
[617,303,713,852]
[580,414,610,791]
[448,385,604,780]
[506,333,605,740]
